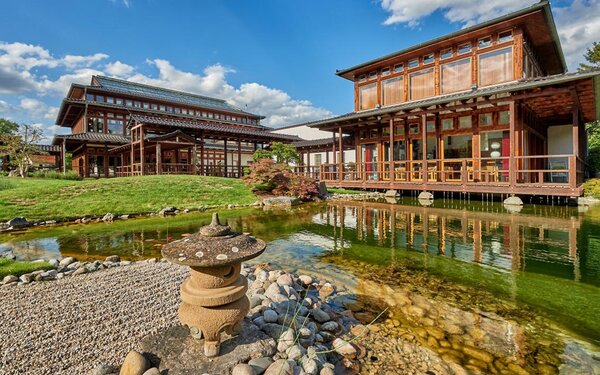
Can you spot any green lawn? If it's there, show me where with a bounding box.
[0,175,257,221]
[0,258,53,278]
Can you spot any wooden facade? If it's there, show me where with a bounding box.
[295,1,599,198]
[53,76,298,178]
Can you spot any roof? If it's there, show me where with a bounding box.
[293,136,353,149]
[130,114,301,142]
[336,1,566,79]
[53,132,129,145]
[91,76,264,119]
[34,144,62,153]
[303,69,600,129]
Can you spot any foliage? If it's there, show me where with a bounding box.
[0,258,53,278]
[0,118,18,135]
[583,179,600,198]
[252,142,300,164]
[243,158,319,200]
[579,41,600,71]
[30,170,82,180]
[0,175,257,221]
[0,124,45,178]
[587,121,600,176]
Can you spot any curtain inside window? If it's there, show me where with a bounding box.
[441,58,471,93]
[359,84,377,110]
[382,77,404,106]
[409,69,435,100]
[479,47,513,87]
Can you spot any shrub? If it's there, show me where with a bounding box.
[286,173,320,201]
[30,170,82,181]
[243,159,319,201]
[583,179,600,199]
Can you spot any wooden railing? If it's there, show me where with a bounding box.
[320,154,583,189]
[198,165,244,179]
[293,166,320,180]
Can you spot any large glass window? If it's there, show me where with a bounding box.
[441,58,471,93]
[409,68,435,100]
[107,119,123,134]
[480,131,509,158]
[359,83,377,110]
[384,141,407,161]
[459,116,472,129]
[479,113,493,127]
[381,77,404,106]
[442,118,454,131]
[87,117,104,133]
[426,138,437,159]
[443,134,472,158]
[411,139,422,160]
[479,47,513,86]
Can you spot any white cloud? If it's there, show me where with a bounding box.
[62,53,109,68]
[0,100,11,113]
[105,61,134,77]
[19,98,59,122]
[379,0,600,70]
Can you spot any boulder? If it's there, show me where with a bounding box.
[385,189,399,197]
[418,191,434,200]
[0,250,16,260]
[317,181,328,198]
[59,257,76,267]
[264,359,294,375]
[119,350,150,375]
[332,338,357,359]
[503,195,523,206]
[2,275,18,284]
[6,217,28,228]
[91,363,118,375]
[232,364,256,375]
[158,207,177,216]
[105,255,121,263]
[262,197,301,209]
[248,357,273,375]
[102,213,114,222]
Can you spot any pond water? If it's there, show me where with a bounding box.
[2,198,600,374]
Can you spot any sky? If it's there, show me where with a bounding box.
[0,0,598,142]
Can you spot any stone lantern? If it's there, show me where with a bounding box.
[162,213,266,357]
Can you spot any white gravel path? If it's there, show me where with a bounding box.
[0,261,189,375]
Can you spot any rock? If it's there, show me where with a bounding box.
[503,195,523,206]
[320,321,338,332]
[319,283,335,299]
[418,191,434,200]
[276,274,294,287]
[332,338,356,359]
[232,363,257,375]
[48,259,59,267]
[19,274,31,284]
[263,309,279,323]
[265,283,285,300]
[311,308,330,323]
[59,257,76,267]
[0,250,16,260]
[2,275,18,284]
[158,207,177,216]
[262,197,301,208]
[119,214,130,220]
[264,359,294,375]
[319,367,335,375]
[317,181,328,198]
[102,213,114,222]
[73,267,87,276]
[301,356,319,375]
[298,275,313,286]
[105,255,121,263]
[91,363,118,375]
[248,357,273,375]
[6,217,28,227]
[119,350,150,375]
[385,189,399,197]
[41,270,57,280]
[271,293,289,303]
[286,344,305,361]
[350,324,368,338]
[277,328,295,352]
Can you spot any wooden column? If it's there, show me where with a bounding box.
[223,139,228,178]
[139,125,145,176]
[509,101,517,189]
[237,137,242,178]
[307,150,311,177]
[472,112,480,181]
[200,131,205,176]
[62,138,67,174]
[338,127,343,181]
[390,119,395,182]
[570,106,580,189]
[422,115,428,183]
[192,143,198,175]
[103,145,109,178]
[156,143,161,175]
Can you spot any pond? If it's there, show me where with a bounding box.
[2,198,600,374]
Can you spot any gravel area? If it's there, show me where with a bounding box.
[0,261,188,375]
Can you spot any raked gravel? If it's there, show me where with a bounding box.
[0,261,189,375]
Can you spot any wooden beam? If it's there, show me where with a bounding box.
[509,101,516,189]
[389,119,395,182]
[237,137,242,178]
[422,115,427,183]
[338,127,343,181]
[156,143,161,175]
[223,139,228,178]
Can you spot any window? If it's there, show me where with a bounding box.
[360,130,367,140]
[381,67,390,76]
[96,95,104,102]
[441,58,471,93]
[87,117,104,132]
[115,98,123,105]
[107,118,123,134]
[134,101,141,108]
[498,31,513,43]
[479,47,513,86]
[499,110,510,125]
[107,112,114,118]
[478,37,492,49]
[426,120,435,132]
[409,123,420,134]
[408,59,419,68]
[182,108,188,115]
[459,115,472,129]
[314,154,322,166]
[443,134,472,158]
[394,124,405,136]
[174,107,181,113]
[480,131,508,158]
[442,118,454,130]
[423,54,434,64]
[106,97,114,104]
[86,94,94,101]
[126,100,133,107]
[159,105,166,111]
[358,74,367,83]
[369,71,378,80]
[479,113,493,127]
[151,103,158,110]
[409,68,435,100]
[458,43,471,54]
[394,63,404,73]
[208,113,213,118]
[441,49,453,59]
[381,77,404,106]
[359,83,378,110]
[143,102,150,109]
[370,128,378,139]
[166,106,173,112]
[382,127,390,136]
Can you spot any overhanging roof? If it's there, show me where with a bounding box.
[303,69,600,130]
[336,1,566,79]
[52,132,129,146]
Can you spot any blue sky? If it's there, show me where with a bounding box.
[0,0,598,140]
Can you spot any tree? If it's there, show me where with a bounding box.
[0,124,45,177]
[0,118,18,135]
[252,142,300,164]
[579,41,600,71]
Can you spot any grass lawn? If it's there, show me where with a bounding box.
[0,258,53,278]
[328,188,366,195]
[583,179,600,199]
[0,175,257,222]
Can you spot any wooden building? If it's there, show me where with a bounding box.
[295,1,600,197]
[52,76,299,178]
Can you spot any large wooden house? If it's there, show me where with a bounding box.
[52,76,299,178]
[296,1,600,198]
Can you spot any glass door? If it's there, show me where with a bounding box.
[361,144,378,180]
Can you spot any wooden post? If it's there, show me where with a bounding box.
[62,138,67,174]
[223,139,228,178]
[338,127,343,181]
[570,106,580,188]
[192,143,198,175]
[509,101,516,189]
[390,119,395,182]
[104,145,109,178]
[156,143,161,175]
[307,150,311,177]
[422,115,428,183]
[200,131,205,176]
[237,137,242,178]
[139,125,145,176]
